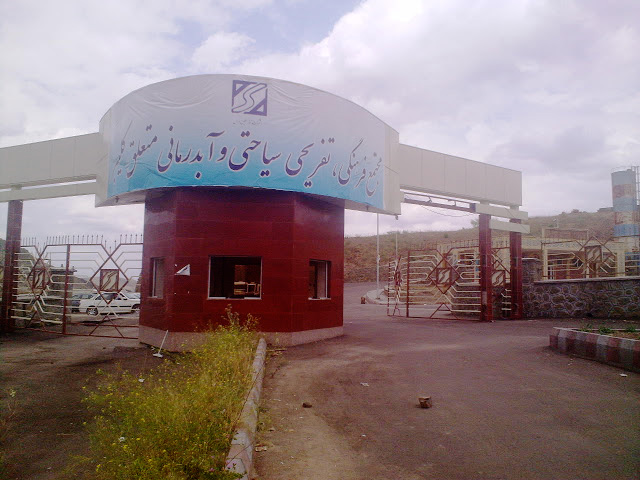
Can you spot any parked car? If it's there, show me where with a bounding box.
[121,292,141,309]
[78,292,140,315]
[70,292,97,312]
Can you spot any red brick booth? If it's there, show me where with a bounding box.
[140,187,344,349]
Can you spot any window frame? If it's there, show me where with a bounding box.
[150,257,165,299]
[208,255,262,300]
[309,259,331,300]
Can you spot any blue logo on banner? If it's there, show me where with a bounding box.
[232,80,267,116]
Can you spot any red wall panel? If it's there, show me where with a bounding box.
[140,188,344,334]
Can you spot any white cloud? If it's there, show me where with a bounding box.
[0,0,273,147]
[241,0,639,219]
[1,0,639,239]
[191,32,255,71]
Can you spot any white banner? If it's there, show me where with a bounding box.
[100,75,393,211]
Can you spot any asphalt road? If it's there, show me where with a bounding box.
[254,283,640,480]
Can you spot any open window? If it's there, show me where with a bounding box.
[209,256,261,299]
[150,257,165,298]
[309,260,330,299]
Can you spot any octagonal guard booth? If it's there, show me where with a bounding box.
[96,75,402,350]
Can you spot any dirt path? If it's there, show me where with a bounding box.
[0,330,163,479]
[254,283,640,480]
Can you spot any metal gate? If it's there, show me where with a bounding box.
[9,235,142,338]
[387,240,512,320]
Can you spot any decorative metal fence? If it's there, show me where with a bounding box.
[385,234,639,319]
[8,235,143,338]
[541,236,635,280]
[387,242,512,319]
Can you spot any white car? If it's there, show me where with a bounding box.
[70,291,97,312]
[79,292,140,315]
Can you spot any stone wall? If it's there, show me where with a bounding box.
[522,258,640,319]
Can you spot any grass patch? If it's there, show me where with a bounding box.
[78,308,257,479]
[577,324,640,340]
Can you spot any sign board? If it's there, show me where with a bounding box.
[97,75,398,213]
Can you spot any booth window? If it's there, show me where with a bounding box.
[209,256,262,299]
[151,257,165,298]
[309,260,330,299]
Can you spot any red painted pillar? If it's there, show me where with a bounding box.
[509,219,523,319]
[479,213,493,322]
[406,250,411,318]
[1,200,23,334]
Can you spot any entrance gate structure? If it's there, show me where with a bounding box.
[386,191,527,321]
[1,74,528,346]
[7,235,142,338]
[387,238,517,320]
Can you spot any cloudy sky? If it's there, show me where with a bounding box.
[1,0,639,240]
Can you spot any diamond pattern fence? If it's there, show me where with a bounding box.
[9,235,142,338]
[387,234,638,320]
[543,236,622,280]
[386,243,512,320]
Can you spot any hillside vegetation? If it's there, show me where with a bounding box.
[345,209,616,283]
[0,210,618,284]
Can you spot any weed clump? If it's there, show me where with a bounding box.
[81,307,257,479]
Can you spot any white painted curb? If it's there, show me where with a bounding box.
[363,288,387,304]
[225,337,267,479]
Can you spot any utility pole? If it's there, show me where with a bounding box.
[376,213,380,294]
[395,229,398,258]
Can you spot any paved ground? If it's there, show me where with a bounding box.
[254,283,640,480]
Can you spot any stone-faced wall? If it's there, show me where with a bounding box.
[522,257,543,285]
[522,258,640,319]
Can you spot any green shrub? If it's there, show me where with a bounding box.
[598,326,614,335]
[81,308,257,479]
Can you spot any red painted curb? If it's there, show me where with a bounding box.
[550,328,639,373]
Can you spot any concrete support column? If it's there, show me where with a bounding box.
[479,213,493,322]
[1,200,23,334]
[509,219,523,319]
[614,247,625,277]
